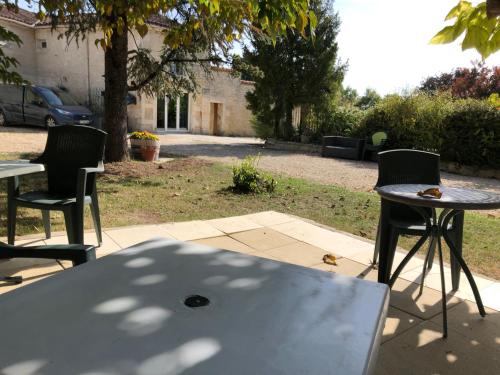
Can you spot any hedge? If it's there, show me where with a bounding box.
[353,94,500,169]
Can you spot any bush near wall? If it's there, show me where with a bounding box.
[302,104,364,143]
[353,94,500,169]
[440,100,500,169]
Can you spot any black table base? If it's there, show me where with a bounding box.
[381,207,486,338]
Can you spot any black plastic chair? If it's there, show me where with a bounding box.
[7,125,107,246]
[374,149,464,290]
[0,242,96,284]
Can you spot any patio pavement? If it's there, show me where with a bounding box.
[1,210,499,374]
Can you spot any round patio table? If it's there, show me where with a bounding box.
[375,184,500,338]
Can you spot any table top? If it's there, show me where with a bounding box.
[376,184,500,210]
[0,160,44,179]
[0,238,389,375]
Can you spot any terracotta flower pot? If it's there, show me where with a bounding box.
[130,138,160,161]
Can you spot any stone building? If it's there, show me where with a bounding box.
[0,8,255,136]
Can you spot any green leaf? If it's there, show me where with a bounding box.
[430,26,459,44]
[462,25,489,51]
[445,1,472,21]
[308,10,317,29]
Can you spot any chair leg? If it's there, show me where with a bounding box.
[63,208,79,244]
[7,201,17,245]
[42,210,51,239]
[7,176,19,245]
[372,217,382,265]
[450,212,464,291]
[377,200,393,284]
[90,191,102,246]
[386,228,399,281]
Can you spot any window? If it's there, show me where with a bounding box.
[36,39,47,49]
[24,88,42,105]
[157,94,189,130]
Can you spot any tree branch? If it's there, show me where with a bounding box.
[127,55,224,91]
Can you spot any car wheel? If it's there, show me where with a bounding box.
[45,116,56,128]
[0,111,7,127]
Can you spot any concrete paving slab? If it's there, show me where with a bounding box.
[162,220,224,241]
[431,300,500,345]
[376,320,500,375]
[191,236,256,254]
[312,257,374,279]
[229,228,297,251]
[243,211,296,227]
[206,216,263,234]
[401,264,495,302]
[479,283,500,311]
[264,241,333,267]
[106,225,174,248]
[389,278,463,320]
[271,219,373,258]
[382,307,423,344]
[0,259,63,295]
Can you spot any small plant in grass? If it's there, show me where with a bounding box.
[232,155,276,193]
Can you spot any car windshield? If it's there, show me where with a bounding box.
[37,87,79,106]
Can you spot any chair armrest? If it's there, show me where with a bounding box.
[76,161,104,207]
[80,161,105,174]
[30,153,48,164]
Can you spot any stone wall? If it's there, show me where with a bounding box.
[189,68,255,137]
[1,19,37,81]
[1,18,255,136]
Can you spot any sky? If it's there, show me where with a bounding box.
[18,0,500,96]
[335,0,500,95]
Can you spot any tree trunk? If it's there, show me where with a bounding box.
[283,100,294,141]
[104,28,129,162]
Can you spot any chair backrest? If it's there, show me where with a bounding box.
[371,132,387,146]
[376,149,441,187]
[40,126,107,196]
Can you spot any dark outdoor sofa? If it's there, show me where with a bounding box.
[322,136,365,160]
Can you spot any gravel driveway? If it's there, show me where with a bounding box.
[158,134,500,194]
[2,128,499,196]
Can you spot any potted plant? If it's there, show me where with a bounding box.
[129,131,161,161]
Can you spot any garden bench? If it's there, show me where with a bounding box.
[321,136,365,160]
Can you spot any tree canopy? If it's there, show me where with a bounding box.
[0,0,314,161]
[241,0,345,140]
[419,61,500,99]
[431,1,500,59]
[0,2,27,84]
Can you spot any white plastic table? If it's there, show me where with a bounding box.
[0,160,45,282]
[0,160,44,179]
[0,238,389,375]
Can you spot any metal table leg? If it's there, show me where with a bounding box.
[441,210,486,317]
[386,207,486,338]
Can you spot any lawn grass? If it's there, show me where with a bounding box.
[1,153,499,279]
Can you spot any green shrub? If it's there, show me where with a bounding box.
[353,93,454,152]
[232,155,277,193]
[353,93,500,168]
[250,115,274,139]
[440,100,500,168]
[302,104,365,143]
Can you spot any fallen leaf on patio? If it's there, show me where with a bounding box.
[323,254,337,266]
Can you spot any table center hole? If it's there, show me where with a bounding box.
[184,295,210,308]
